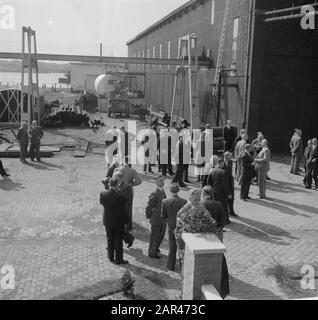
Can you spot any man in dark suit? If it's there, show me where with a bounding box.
[161,184,187,271]
[100,178,129,265]
[224,151,238,217]
[305,138,318,189]
[290,129,303,175]
[113,171,135,248]
[146,176,167,258]
[172,136,188,188]
[240,144,254,201]
[201,186,226,242]
[207,158,232,225]
[223,120,236,152]
[160,128,175,176]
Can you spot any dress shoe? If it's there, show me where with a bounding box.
[178,182,187,188]
[246,196,252,200]
[225,220,231,225]
[230,213,239,217]
[169,172,175,176]
[184,179,191,183]
[149,254,160,259]
[2,173,10,177]
[115,260,129,265]
[259,196,266,199]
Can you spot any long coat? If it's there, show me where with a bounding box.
[100,189,128,227]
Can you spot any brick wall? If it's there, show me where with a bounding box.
[127,0,251,128]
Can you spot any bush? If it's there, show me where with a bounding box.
[119,271,135,298]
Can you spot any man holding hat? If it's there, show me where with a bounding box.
[161,183,187,271]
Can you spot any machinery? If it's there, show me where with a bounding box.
[95,72,149,120]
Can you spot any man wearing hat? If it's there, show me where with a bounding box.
[161,183,187,271]
[100,178,129,265]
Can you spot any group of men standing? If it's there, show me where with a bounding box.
[16,120,44,163]
[289,129,318,189]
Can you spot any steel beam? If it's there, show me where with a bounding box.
[264,10,318,22]
[0,52,181,65]
[264,2,318,16]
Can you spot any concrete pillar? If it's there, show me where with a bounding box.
[181,233,226,300]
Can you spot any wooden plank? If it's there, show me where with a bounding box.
[73,141,89,158]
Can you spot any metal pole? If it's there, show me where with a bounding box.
[21,27,25,124]
[170,72,178,127]
[33,30,40,123]
[264,2,318,15]
[187,35,193,133]
[27,28,32,125]
[264,11,318,22]
[216,71,222,127]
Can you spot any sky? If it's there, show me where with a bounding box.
[0,0,189,57]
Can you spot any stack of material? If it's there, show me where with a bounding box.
[41,105,90,128]
[86,113,105,129]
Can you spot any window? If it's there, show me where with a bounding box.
[147,49,150,71]
[232,18,239,64]
[211,0,215,25]
[167,41,171,70]
[153,46,155,69]
[159,43,162,70]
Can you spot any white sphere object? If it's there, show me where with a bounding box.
[94,74,121,95]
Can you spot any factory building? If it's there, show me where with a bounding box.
[126,0,318,152]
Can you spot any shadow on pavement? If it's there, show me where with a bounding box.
[0,179,25,191]
[250,198,311,218]
[38,161,65,170]
[226,220,291,246]
[237,216,299,240]
[228,275,282,300]
[131,222,169,250]
[274,198,318,216]
[267,179,310,194]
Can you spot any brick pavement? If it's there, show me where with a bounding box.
[0,121,317,300]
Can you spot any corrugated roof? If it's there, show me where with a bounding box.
[126,0,199,45]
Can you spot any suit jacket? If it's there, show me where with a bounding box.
[17,128,29,145]
[161,195,187,231]
[224,160,234,191]
[207,167,230,198]
[100,189,128,227]
[290,134,303,156]
[254,147,271,173]
[201,197,226,229]
[241,151,255,179]
[304,146,312,166]
[146,187,167,226]
[308,146,318,168]
[223,126,236,149]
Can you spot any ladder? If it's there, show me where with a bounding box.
[21,26,40,125]
[212,0,230,97]
[170,33,199,131]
